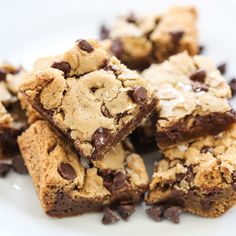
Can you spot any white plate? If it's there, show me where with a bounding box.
[1,0,236,235]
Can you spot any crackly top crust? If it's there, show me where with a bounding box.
[20,39,156,158]
[142,52,232,131]
[18,120,149,210]
[149,124,236,195]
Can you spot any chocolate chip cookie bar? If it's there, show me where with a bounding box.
[142,52,235,148]
[101,6,198,70]
[0,63,27,159]
[20,39,157,160]
[18,120,148,217]
[146,124,236,217]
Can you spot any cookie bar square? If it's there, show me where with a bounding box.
[18,120,149,217]
[101,6,198,70]
[0,63,27,159]
[142,52,235,148]
[20,39,157,160]
[146,124,236,217]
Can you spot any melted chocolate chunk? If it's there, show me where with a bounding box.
[129,86,147,104]
[190,69,206,83]
[0,163,11,177]
[229,78,236,97]
[111,39,123,58]
[116,204,135,220]
[0,69,7,81]
[170,31,184,47]
[77,39,94,53]
[217,63,227,75]
[101,105,112,118]
[163,206,182,224]
[192,81,208,92]
[100,24,110,40]
[51,61,71,75]
[102,207,120,225]
[92,128,110,150]
[58,162,76,181]
[146,206,164,222]
[12,155,28,174]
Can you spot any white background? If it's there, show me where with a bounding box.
[0,0,236,235]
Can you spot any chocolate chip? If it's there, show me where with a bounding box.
[0,163,12,177]
[58,162,76,181]
[113,172,127,190]
[126,12,137,23]
[198,45,205,54]
[92,128,110,150]
[111,39,123,58]
[201,198,213,211]
[100,24,110,40]
[101,105,112,118]
[200,146,211,154]
[12,155,28,174]
[51,61,71,75]
[190,69,206,83]
[102,207,120,225]
[163,206,182,224]
[229,78,236,96]
[217,63,227,75]
[0,69,7,81]
[129,86,147,104]
[192,81,208,92]
[232,171,236,182]
[117,204,135,220]
[170,31,184,47]
[146,206,164,222]
[77,39,94,53]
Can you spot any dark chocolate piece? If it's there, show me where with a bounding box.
[100,24,110,40]
[163,206,182,224]
[102,207,120,225]
[0,163,12,177]
[77,40,94,53]
[146,206,164,222]
[229,78,236,97]
[51,61,71,75]
[116,204,135,220]
[217,63,226,75]
[12,155,28,174]
[190,69,206,83]
[58,162,76,180]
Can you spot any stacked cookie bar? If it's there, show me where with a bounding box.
[143,52,236,219]
[18,39,156,218]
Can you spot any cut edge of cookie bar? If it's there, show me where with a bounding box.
[142,52,236,148]
[20,39,157,160]
[17,120,149,217]
[146,124,236,217]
